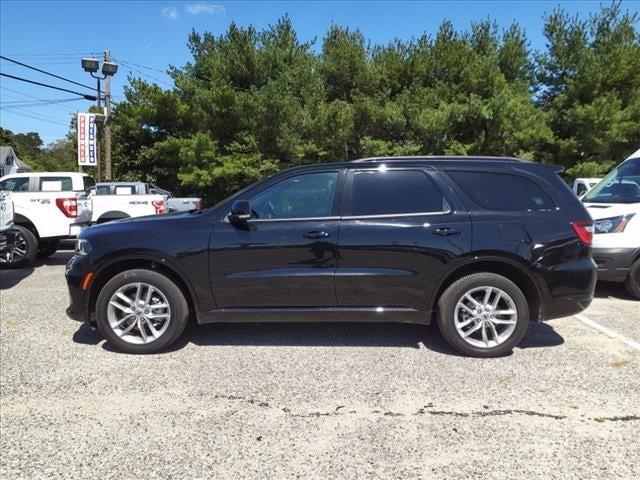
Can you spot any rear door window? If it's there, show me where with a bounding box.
[448,171,555,211]
[39,176,73,192]
[348,169,446,216]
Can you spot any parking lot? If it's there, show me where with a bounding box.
[1,249,638,480]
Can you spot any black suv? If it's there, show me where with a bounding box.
[66,157,597,357]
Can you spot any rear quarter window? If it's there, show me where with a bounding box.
[447,171,555,211]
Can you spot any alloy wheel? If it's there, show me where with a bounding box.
[454,286,518,349]
[0,231,28,265]
[107,282,171,345]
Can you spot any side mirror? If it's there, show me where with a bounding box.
[228,199,252,223]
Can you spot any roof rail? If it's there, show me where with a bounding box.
[351,155,527,163]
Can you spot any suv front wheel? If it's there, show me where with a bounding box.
[437,273,529,358]
[95,269,189,354]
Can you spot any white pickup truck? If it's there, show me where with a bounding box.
[0,190,15,262]
[572,178,602,197]
[0,172,93,268]
[88,185,167,223]
[93,182,201,212]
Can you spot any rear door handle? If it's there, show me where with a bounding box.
[433,227,461,236]
[304,231,330,239]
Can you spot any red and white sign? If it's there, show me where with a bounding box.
[77,112,98,167]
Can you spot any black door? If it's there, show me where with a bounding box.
[336,167,472,311]
[209,170,343,308]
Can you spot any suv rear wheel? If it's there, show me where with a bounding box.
[437,273,529,357]
[95,269,189,354]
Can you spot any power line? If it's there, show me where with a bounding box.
[113,57,167,74]
[0,55,101,93]
[1,52,101,58]
[118,61,174,88]
[0,107,72,127]
[0,72,97,100]
[1,60,80,66]
[1,98,83,107]
[0,87,81,113]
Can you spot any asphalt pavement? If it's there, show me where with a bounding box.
[1,250,638,480]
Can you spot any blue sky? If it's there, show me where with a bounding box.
[1,1,638,145]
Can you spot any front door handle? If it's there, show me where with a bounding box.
[304,231,330,239]
[433,227,461,236]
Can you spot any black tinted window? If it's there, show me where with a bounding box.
[83,176,96,191]
[350,170,445,216]
[251,172,338,219]
[0,177,29,192]
[448,171,555,211]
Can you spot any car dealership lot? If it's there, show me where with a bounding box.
[1,251,638,480]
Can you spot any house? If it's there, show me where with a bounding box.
[0,146,33,177]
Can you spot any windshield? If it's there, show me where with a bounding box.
[583,157,640,204]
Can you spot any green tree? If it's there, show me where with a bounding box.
[537,1,640,166]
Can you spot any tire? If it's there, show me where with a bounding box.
[0,226,38,269]
[95,269,189,354]
[437,273,529,358]
[624,258,640,300]
[37,240,59,259]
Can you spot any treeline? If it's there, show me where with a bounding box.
[0,127,77,172]
[4,3,638,203]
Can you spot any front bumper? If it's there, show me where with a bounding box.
[592,247,638,282]
[65,254,92,322]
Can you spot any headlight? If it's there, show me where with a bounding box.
[75,238,92,255]
[594,214,635,234]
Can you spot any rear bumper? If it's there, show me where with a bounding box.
[592,247,638,282]
[540,257,597,321]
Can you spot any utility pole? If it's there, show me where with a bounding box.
[96,70,102,180]
[80,53,117,180]
[104,49,112,180]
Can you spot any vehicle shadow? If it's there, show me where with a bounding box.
[0,266,35,290]
[518,322,565,349]
[0,250,74,290]
[594,281,636,301]
[76,318,565,357]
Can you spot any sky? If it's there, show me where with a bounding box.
[1,1,638,145]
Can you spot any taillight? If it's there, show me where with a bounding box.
[56,198,78,218]
[194,200,202,211]
[152,200,166,214]
[571,220,594,246]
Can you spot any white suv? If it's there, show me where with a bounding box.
[583,149,640,298]
[0,172,93,268]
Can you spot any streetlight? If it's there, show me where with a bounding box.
[81,54,117,179]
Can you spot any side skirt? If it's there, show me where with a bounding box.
[198,307,430,325]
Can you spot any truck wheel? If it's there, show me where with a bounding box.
[95,269,189,354]
[0,226,38,269]
[624,258,640,300]
[37,240,59,259]
[437,273,529,358]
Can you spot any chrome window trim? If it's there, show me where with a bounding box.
[224,215,341,223]
[341,209,451,220]
[224,211,451,223]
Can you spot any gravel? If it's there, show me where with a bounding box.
[1,250,639,480]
